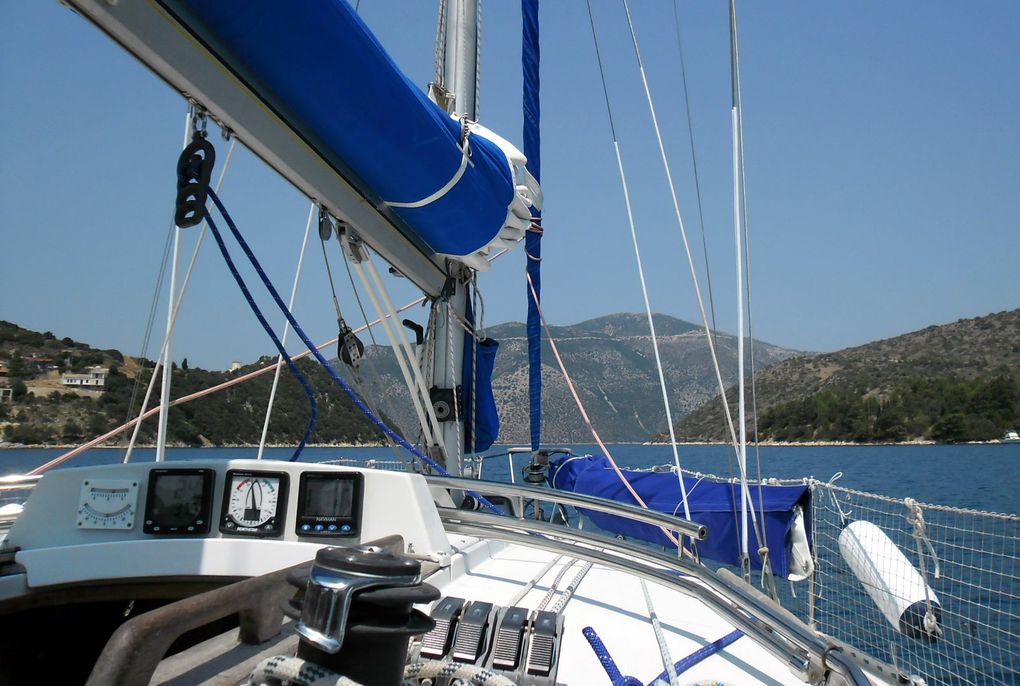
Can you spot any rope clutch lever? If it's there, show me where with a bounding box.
[174,130,216,228]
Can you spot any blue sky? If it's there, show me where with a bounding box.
[1,1,1017,370]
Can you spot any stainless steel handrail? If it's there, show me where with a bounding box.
[425,474,708,541]
[438,507,875,686]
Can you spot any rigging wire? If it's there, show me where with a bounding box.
[316,222,407,469]
[203,188,503,512]
[731,0,775,589]
[36,295,428,475]
[526,272,687,552]
[671,0,720,346]
[42,247,514,475]
[256,204,315,460]
[335,237,414,464]
[123,137,238,463]
[124,218,174,437]
[584,0,693,523]
[203,199,317,461]
[618,0,765,552]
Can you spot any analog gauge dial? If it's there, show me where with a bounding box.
[221,471,287,536]
[77,479,139,530]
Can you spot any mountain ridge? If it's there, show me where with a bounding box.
[675,308,1020,443]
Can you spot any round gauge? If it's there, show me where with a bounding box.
[77,479,139,530]
[221,471,288,536]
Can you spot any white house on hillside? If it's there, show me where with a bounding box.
[61,366,109,390]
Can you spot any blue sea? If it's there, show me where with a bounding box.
[3,442,1017,514]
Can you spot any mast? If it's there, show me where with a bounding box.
[431,0,479,475]
[730,0,750,572]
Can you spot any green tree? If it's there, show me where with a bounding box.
[62,420,83,442]
[11,380,27,399]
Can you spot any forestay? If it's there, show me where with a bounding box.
[158,0,538,270]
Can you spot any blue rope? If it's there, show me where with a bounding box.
[663,629,743,680]
[202,208,316,462]
[585,624,743,686]
[582,627,642,686]
[204,189,504,515]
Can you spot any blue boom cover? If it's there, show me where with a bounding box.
[161,0,515,258]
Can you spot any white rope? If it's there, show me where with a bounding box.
[404,659,516,686]
[526,272,684,550]
[256,203,315,460]
[361,249,448,454]
[507,555,563,607]
[613,141,693,522]
[383,135,470,209]
[641,578,678,685]
[587,0,692,523]
[620,0,761,548]
[154,110,194,463]
[124,135,238,463]
[536,558,577,612]
[246,655,361,686]
[343,235,440,452]
[551,560,593,614]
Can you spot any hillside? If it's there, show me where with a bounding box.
[356,313,801,443]
[0,321,383,446]
[1,313,802,447]
[675,309,1020,443]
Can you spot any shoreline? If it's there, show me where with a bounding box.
[2,439,1015,450]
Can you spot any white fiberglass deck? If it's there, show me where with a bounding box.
[432,538,802,685]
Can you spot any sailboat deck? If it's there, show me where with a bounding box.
[432,538,801,685]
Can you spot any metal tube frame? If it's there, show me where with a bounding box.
[425,475,707,541]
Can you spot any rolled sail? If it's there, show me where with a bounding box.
[159,0,537,270]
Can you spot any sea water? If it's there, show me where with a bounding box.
[3,443,1016,514]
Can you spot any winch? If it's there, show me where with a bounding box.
[284,540,440,686]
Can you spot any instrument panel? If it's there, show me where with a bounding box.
[220,470,288,537]
[114,466,365,539]
[295,472,363,537]
[143,468,214,535]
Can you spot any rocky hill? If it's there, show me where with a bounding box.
[0,321,383,446]
[675,309,1020,443]
[355,313,801,443]
[0,314,802,447]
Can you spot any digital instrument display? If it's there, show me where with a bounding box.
[220,470,288,537]
[143,468,214,535]
[295,472,362,537]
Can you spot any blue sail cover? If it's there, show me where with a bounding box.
[160,0,534,265]
[548,454,811,577]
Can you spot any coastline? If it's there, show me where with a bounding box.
[3,438,1015,450]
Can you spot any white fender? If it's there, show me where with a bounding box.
[838,519,941,641]
[787,505,814,581]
